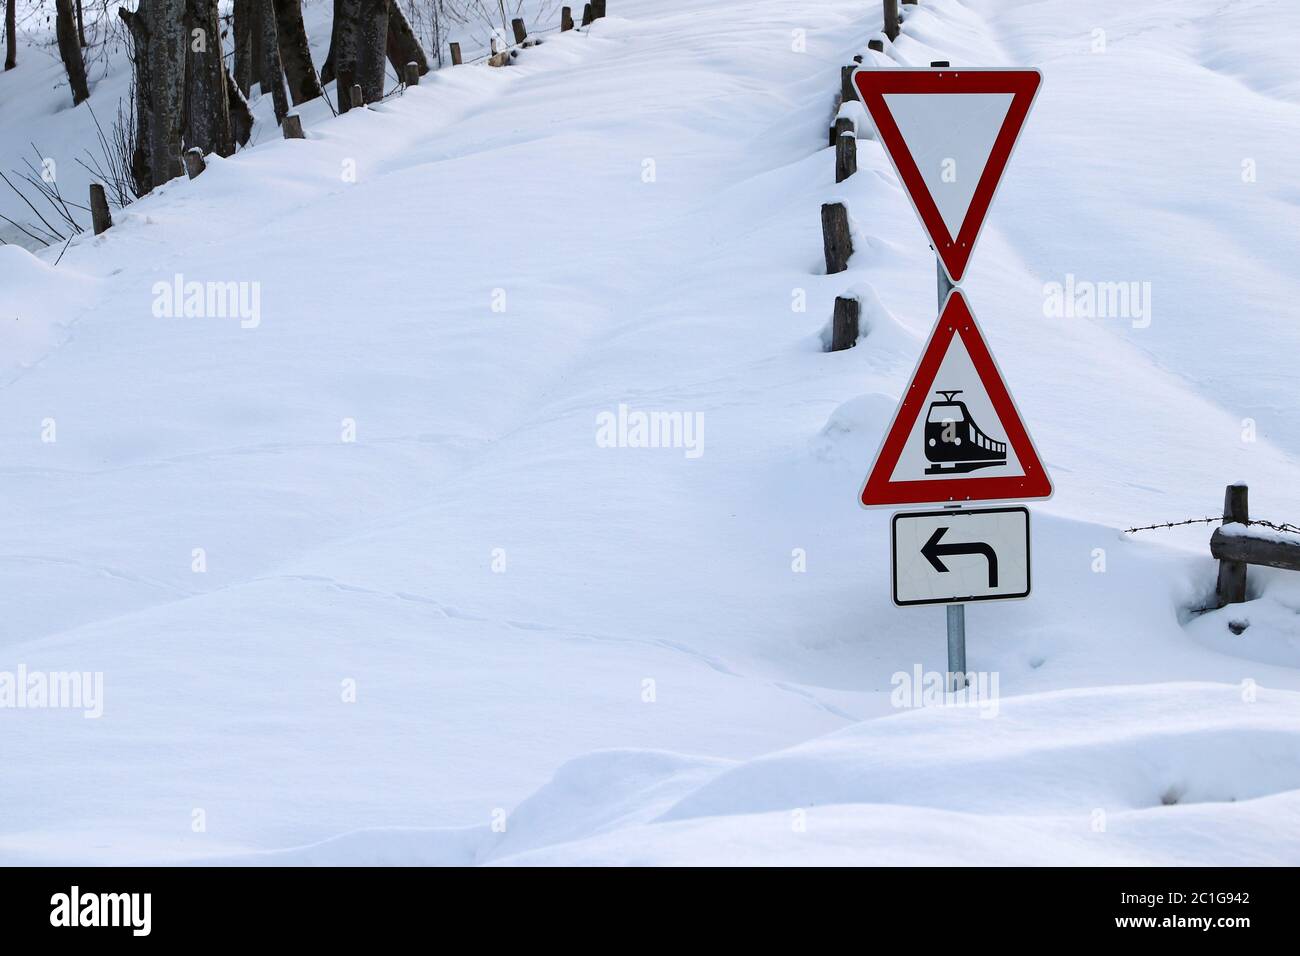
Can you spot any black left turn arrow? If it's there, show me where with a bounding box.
[921,526,999,588]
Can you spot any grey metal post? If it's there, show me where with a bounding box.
[946,604,966,688]
[937,256,966,690]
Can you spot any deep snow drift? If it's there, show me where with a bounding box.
[1,0,1299,865]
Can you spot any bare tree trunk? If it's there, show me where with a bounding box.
[273,0,323,104]
[118,5,152,195]
[385,0,427,76]
[76,0,85,46]
[356,0,389,104]
[224,65,254,146]
[54,0,89,104]
[328,0,362,112]
[4,0,15,71]
[233,0,256,96]
[147,0,188,187]
[184,0,233,157]
[260,0,290,124]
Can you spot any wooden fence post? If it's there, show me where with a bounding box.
[592,0,606,18]
[350,84,364,108]
[561,6,574,31]
[449,42,462,65]
[830,296,860,351]
[1214,483,1250,607]
[183,147,206,179]
[282,113,305,139]
[867,38,884,52]
[821,202,852,275]
[841,65,856,104]
[835,130,856,182]
[581,3,593,26]
[829,115,852,148]
[404,61,420,85]
[512,18,527,44]
[884,0,900,41]
[89,183,111,235]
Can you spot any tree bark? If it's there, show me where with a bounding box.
[355,0,389,104]
[4,0,16,72]
[184,0,233,157]
[118,6,153,195]
[224,65,254,146]
[385,0,427,76]
[273,0,323,105]
[233,0,255,97]
[54,0,89,104]
[147,0,189,186]
[327,0,363,112]
[76,0,85,46]
[260,0,290,124]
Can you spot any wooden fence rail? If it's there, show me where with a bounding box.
[1209,483,1300,606]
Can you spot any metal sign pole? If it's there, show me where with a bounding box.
[936,257,967,691]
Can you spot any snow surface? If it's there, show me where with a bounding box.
[1,0,1299,865]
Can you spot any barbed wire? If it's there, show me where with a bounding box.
[1122,517,1220,533]
[1123,516,1300,535]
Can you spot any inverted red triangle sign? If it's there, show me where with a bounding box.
[860,289,1052,508]
[852,67,1041,284]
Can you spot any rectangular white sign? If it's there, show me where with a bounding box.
[891,506,1030,606]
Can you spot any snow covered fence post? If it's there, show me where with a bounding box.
[89,183,112,235]
[512,18,527,45]
[835,129,857,182]
[282,113,305,138]
[830,115,852,148]
[183,147,206,179]
[830,296,860,351]
[821,202,852,274]
[884,0,900,41]
[404,61,420,85]
[841,66,857,105]
[561,6,574,31]
[1212,484,1249,607]
[592,0,606,19]
[868,39,884,53]
[449,42,462,65]
[350,84,364,108]
[581,4,593,27]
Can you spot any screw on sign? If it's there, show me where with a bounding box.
[851,61,1049,689]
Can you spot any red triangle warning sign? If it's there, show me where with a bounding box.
[852,67,1041,284]
[860,290,1052,508]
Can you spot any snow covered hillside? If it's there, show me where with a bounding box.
[1,0,1299,865]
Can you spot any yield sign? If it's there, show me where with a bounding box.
[859,289,1051,508]
[851,67,1041,283]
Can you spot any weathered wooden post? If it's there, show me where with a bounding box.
[512,18,527,44]
[282,113,305,139]
[830,296,860,351]
[1213,483,1249,607]
[821,202,852,275]
[903,0,918,5]
[89,183,111,235]
[884,0,900,41]
[581,3,593,26]
[841,65,857,105]
[593,0,606,18]
[867,38,884,52]
[350,84,364,108]
[835,130,857,182]
[404,61,420,85]
[183,147,206,179]
[449,42,462,65]
[829,115,853,148]
[561,6,574,30]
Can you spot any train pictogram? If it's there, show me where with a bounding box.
[923,390,1007,475]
